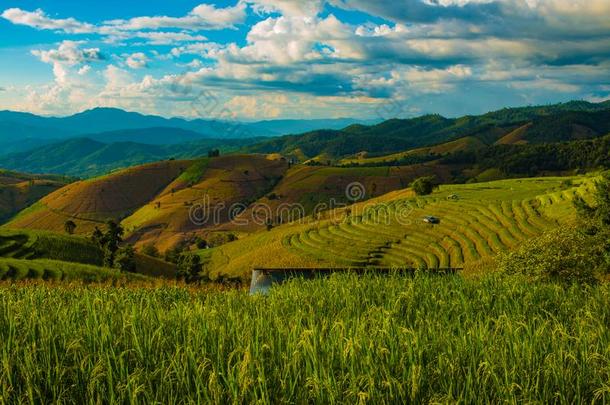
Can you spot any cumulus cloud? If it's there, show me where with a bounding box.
[1,8,95,33]
[31,41,104,86]
[104,3,247,31]
[31,40,104,65]
[247,0,324,17]
[77,65,91,75]
[125,53,149,69]
[1,4,244,45]
[5,1,610,118]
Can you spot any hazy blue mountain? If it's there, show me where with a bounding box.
[83,127,211,145]
[0,108,376,143]
[247,118,380,136]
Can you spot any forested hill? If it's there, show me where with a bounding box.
[246,101,610,160]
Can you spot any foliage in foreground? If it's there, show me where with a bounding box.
[1,274,610,404]
[500,173,610,282]
[498,223,600,282]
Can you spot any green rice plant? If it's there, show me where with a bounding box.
[510,200,540,236]
[2,275,610,403]
[488,203,528,241]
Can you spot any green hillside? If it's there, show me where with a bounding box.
[0,136,261,177]
[0,229,142,283]
[0,229,103,264]
[247,105,610,161]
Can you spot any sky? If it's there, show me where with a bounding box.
[0,0,609,120]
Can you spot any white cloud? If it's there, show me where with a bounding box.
[225,94,288,118]
[31,41,104,85]
[103,65,134,91]
[178,59,204,69]
[125,52,149,69]
[105,3,247,31]
[247,0,324,16]
[78,65,91,75]
[1,4,242,44]
[1,8,95,33]
[31,40,103,66]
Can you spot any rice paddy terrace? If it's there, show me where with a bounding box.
[0,258,148,282]
[0,229,174,281]
[204,175,596,277]
[286,177,593,268]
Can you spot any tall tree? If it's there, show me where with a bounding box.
[64,220,76,235]
[102,220,124,267]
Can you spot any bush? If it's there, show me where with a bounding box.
[141,243,159,258]
[498,224,599,283]
[411,176,437,196]
[177,253,203,283]
[114,245,136,273]
[165,244,186,264]
[64,220,76,235]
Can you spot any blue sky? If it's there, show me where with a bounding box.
[1,0,609,119]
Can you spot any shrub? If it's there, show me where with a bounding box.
[177,253,203,283]
[165,243,187,264]
[411,176,437,196]
[114,245,136,273]
[498,224,598,283]
[64,220,76,235]
[141,243,159,258]
[194,237,208,249]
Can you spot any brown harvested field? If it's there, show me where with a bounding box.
[0,175,67,223]
[4,160,192,234]
[223,162,455,233]
[339,136,488,166]
[495,123,532,145]
[122,154,289,251]
[428,136,487,154]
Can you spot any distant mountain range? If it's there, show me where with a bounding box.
[0,100,608,177]
[0,107,377,153]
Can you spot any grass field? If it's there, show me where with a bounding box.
[1,274,610,403]
[202,175,596,278]
[0,229,104,264]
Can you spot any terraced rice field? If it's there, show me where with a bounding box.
[0,229,175,279]
[0,233,35,259]
[0,258,147,282]
[282,176,594,269]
